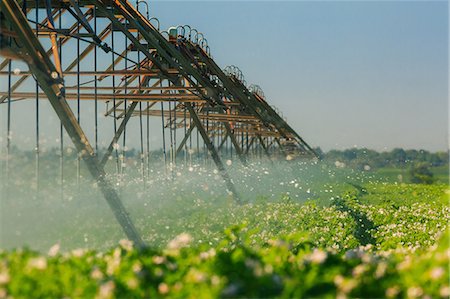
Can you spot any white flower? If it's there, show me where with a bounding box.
[440,286,450,297]
[119,239,133,251]
[430,267,444,280]
[98,281,115,299]
[132,262,143,273]
[0,272,10,284]
[385,286,400,298]
[27,257,47,270]
[199,248,216,260]
[158,282,169,294]
[71,248,86,257]
[126,278,139,289]
[48,243,60,257]
[91,267,104,280]
[167,233,192,250]
[375,262,387,278]
[152,256,166,265]
[407,286,423,298]
[334,275,344,286]
[309,249,327,264]
[352,264,366,277]
[106,249,122,276]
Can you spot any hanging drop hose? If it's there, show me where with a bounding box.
[57,5,64,200]
[189,106,193,165]
[6,51,11,199]
[35,1,40,198]
[173,100,177,164]
[94,9,99,155]
[76,3,81,190]
[139,100,144,181]
[196,104,200,161]
[184,107,187,164]
[122,25,128,177]
[159,80,167,169]
[168,100,174,169]
[111,29,120,175]
[136,0,150,181]
[146,101,150,179]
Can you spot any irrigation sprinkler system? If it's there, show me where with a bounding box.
[0,0,317,247]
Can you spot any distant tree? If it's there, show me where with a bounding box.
[409,163,435,184]
[437,151,449,165]
[342,149,357,160]
[405,149,419,164]
[390,148,407,165]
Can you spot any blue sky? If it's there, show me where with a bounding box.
[0,1,448,152]
[151,1,448,151]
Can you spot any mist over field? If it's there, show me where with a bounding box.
[1,147,447,253]
[0,151,351,251]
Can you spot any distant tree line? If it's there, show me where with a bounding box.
[315,148,449,170]
[6,145,449,172]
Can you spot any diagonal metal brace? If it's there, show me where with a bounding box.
[256,134,272,161]
[185,103,241,203]
[67,0,110,52]
[100,101,138,168]
[175,122,196,157]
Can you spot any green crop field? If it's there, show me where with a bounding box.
[0,157,448,298]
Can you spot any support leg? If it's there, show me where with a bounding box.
[185,103,241,203]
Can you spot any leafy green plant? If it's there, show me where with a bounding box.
[410,163,435,184]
